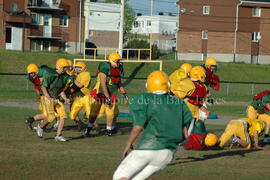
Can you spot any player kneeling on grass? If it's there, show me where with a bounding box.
[219,118,265,149]
[247,90,270,143]
[113,71,192,180]
[36,58,83,141]
[69,62,91,130]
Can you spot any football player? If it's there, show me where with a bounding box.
[113,71,192,180]
[219,118,264,149]
[69,62,91,130]
[247,90,270,143]
[86,52,128,136]
[25,64,54,130]
[35,58,83,141]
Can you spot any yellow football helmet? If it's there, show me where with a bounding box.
[190,66,206,82]
[67,59,73,67]
[108,52,121,66]
[146,71,169,93]
[27,64,38,73]
[75,62,86,72]
[180,63,192,75]
[205,57,217,68]
[56,58,68,70]
[205,133,218,147]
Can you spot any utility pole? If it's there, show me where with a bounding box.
[150,0,153,60]
[78,0,82,53]
[118,0,124,56]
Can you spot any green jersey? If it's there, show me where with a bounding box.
[92,62,123,95]
[251,93,270,114]
[129,93,192,152]
[41,70,74,99]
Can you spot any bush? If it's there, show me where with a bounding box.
[124,39,160,60]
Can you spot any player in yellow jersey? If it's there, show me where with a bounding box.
[170,66,209,120]
[170,63,192,96]
[219,118,264,149]
[69,62,92,130]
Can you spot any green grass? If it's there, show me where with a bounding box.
[2,49,270,82]
[1,106,270,180]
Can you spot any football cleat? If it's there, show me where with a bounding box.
[229,135,240,149]
[263,136,270,143]
[36,125,43,138]
[106,129,113,136]
[84,127,92,136]
[52,121,59,131]
[54,135,68,142]
[25,117,34,130]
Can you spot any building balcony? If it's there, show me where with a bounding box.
[27,0,63,11]
[27,26,63,40]
[5,11,32,24]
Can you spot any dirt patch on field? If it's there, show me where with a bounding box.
[0,101,39,110]
[0,100,129,113]
[215,101,250,107]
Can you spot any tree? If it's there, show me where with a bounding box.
[124,39,160,60]
[104,0,136,41]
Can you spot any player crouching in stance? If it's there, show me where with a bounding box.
[113,71,192,180]
[219,118,265,149]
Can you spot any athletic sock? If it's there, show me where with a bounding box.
[87,122,93,128]
[106,126,112,130]
[29,117,35,123]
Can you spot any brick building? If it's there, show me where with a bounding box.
[0,0,84,53]
[177,0,270,64]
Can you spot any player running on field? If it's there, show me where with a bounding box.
[69,62,92,131]
[113,71,192,180]
[35,58,83,141]
[25,64,55,130]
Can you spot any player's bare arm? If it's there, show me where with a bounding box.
[123,126,143,158]
[253,130,263,149]
[41,86,55,104]
[59,91,70,104]
[35,89,41,102]
[100,73,110,98]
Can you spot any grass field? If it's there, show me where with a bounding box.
[2,49,270,82]
[1,106,270,180]
[1,50,270,179]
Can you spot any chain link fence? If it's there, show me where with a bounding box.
[0,73,269,101]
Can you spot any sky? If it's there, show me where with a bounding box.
[127,0,178,16]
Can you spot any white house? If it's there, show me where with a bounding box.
[84,2,120,49]
[131,15,178,53]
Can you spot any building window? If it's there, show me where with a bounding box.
[252,7,261,17]
[203,6,210,15]
[5,27,12,43]
[252,32,261,42]
[31,13,43,25]
[147,20,151,26]
[134,21,139,28]
[202,30,208,39]
[30,40,51,51]
[60,15,69,27]
[59,42,67,52]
